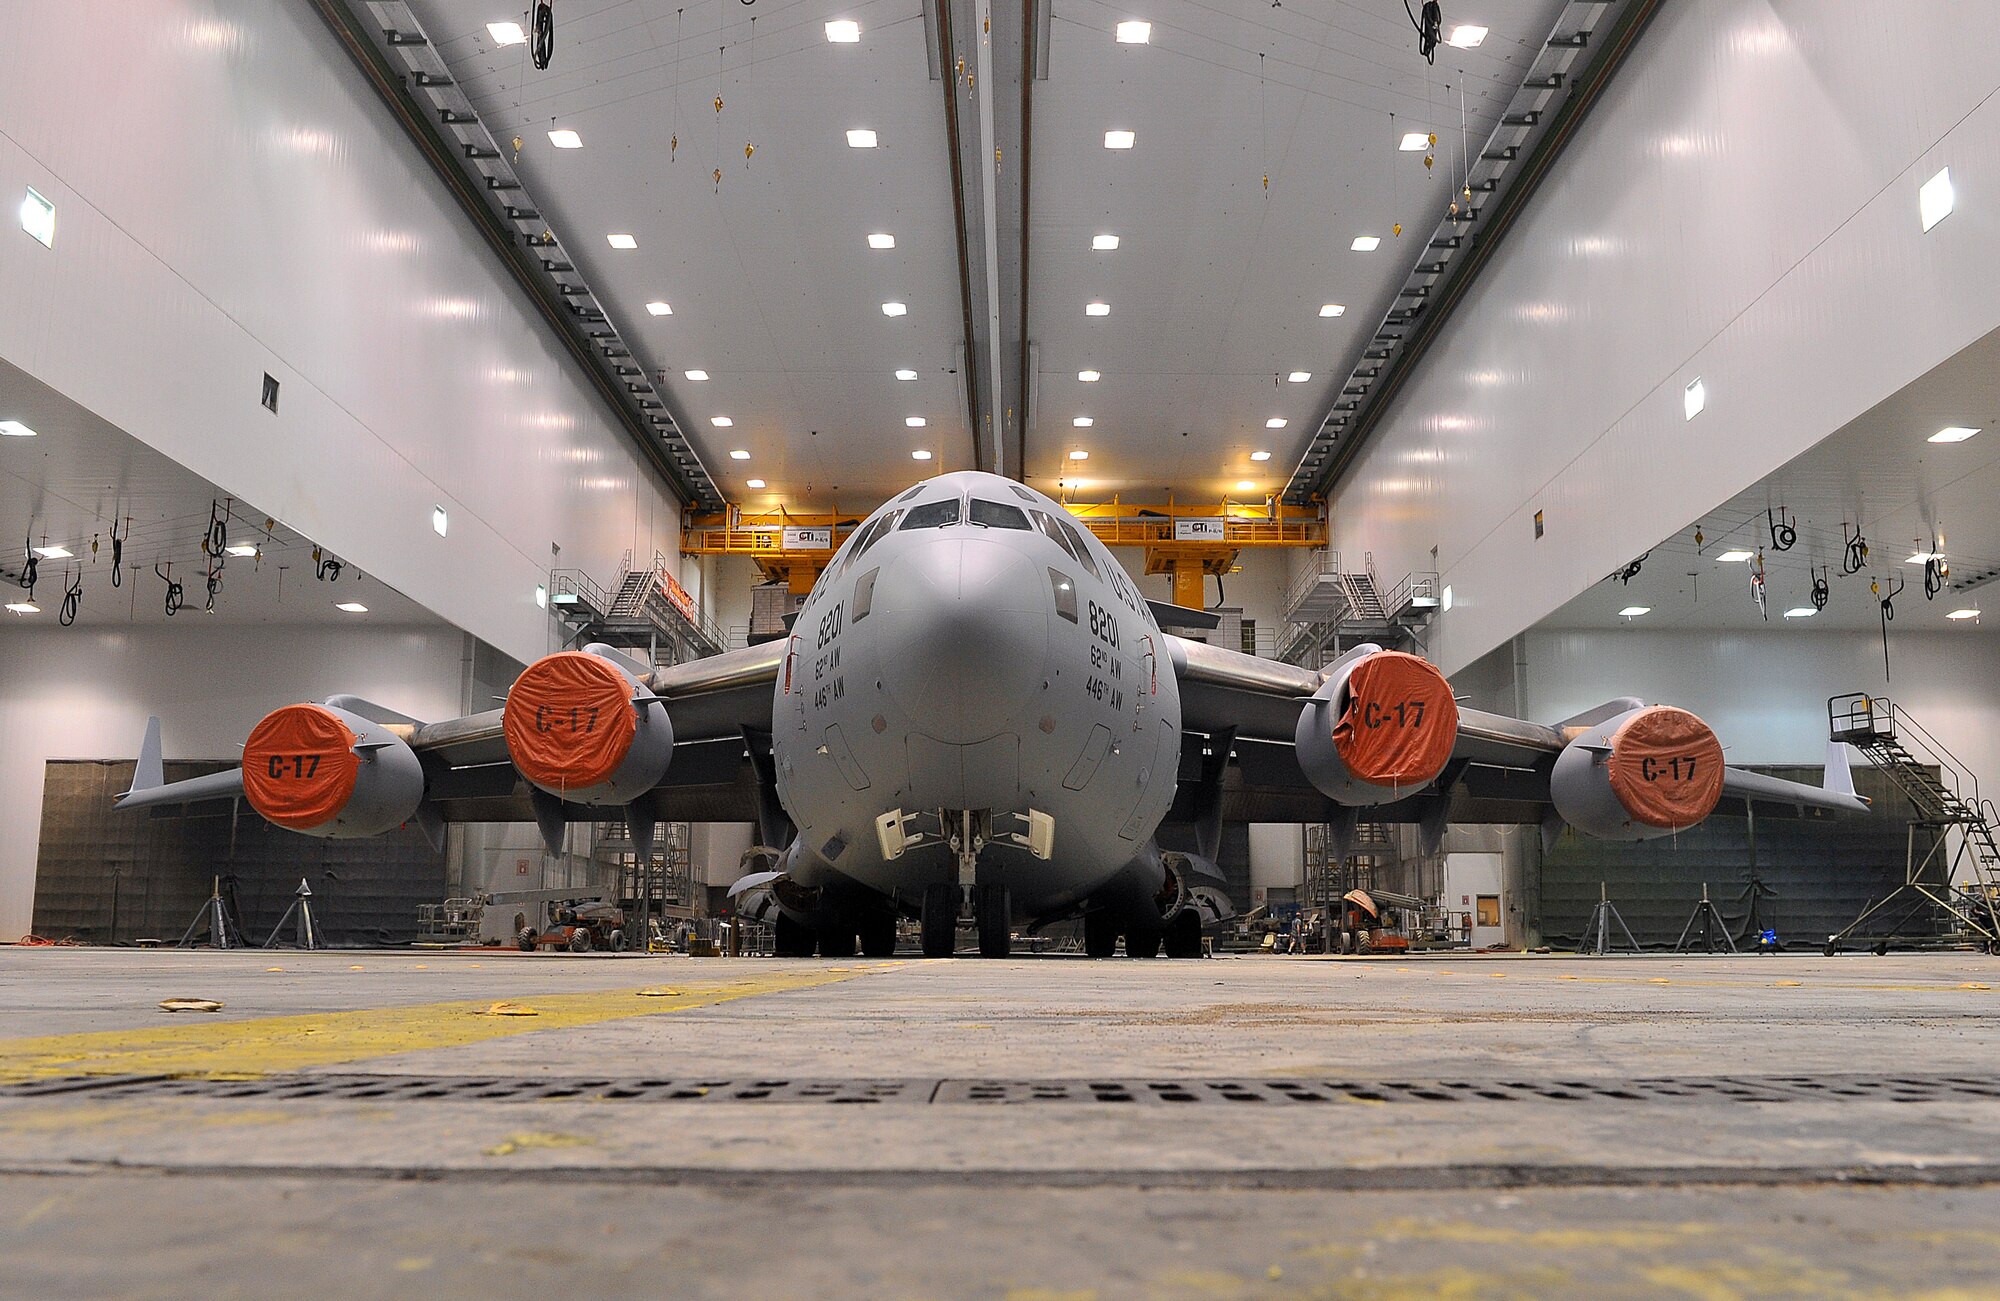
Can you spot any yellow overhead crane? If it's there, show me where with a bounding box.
[682,495,1326,605]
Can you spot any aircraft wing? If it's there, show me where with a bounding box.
[115,640,785,828]
[1164,633,1868,840]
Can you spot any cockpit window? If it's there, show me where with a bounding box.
[1049,568,1079,622]
[969,499,1032,530]
[899,497,962,530]
[896,483,926,503]
[1008,484,1035,502]
[854,509,900,559]
[1031,510,1079,562]
[1054,514,1101,579]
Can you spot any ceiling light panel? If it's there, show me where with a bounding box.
[713,416,735,428]
[1249,450,1271,462]
[1085,302,1110,316]
[1104,130,1136,149]
[31,545,71,559]
[1399,132,1429,151]
[1078,370,1100,382]
[906,417,927,427]
[547,128,582,149]
[1929,425,1980,443]
[1265,418,1287,429]
[1618,606,1650,617]
[746,478,767,488]
[1092,234,1119,250]
[1287,371,1311,383]
[912,449,933,460]
[1115,20,1151,42]
[882,301,908,316]
[1920,166,1954,232]
[684,369,709,381]
[1716,549,1754,563]
[895,369,918,381]
[825,19,861,42]
[335,602,368,613]
[606,233,637,249]
[1073,417,1093,427]
[868,232,896,249]
[1446,24,1487,47]
[1319,303,1346,317]
[0,420,37,437]
[645,301,672,316]
[847,129,878,148]
[1351,235,1381,251]
[488,21,526,44]
[729,447,750,458]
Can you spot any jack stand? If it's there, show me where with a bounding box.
[264,878,321,950]
[1577,882,1640,956]
[1674,882,1737,954]
[178,875,237,950]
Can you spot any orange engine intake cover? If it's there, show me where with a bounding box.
[241,704,361,829]
[1331,650,1460,786]
[502,652,639,790]
[1606,706,1726,828]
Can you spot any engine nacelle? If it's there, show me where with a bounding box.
[1551,705,1726,840]
[1294,648,1460,805]
[241,703,425,838]
[502,651,674,804]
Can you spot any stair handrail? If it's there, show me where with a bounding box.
[1283,548,1340,621]
[1884,699,1982,816]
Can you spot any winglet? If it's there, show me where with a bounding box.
[1825,739,1864,802]
[129,717,164,796]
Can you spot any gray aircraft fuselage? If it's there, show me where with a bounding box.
[770,471,1183,923]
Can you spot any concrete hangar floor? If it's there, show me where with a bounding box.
[4,949,2000,1296]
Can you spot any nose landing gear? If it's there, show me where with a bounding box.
[921,883,960,957]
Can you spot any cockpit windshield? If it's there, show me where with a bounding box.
[969,499,1032,530]
[899,497,962,530]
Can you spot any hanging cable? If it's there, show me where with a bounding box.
[58,568,82,626]
[1840,522,1868,575]
[1810,565,1830,611]
[313,546,343,583]
[1402,0,1441,63]
[201,498,229,557]
[18,533,37,592]
[531,0,554,70]
[156,563,184,617]
[1766,506,1796,552]
[109,515,125,588]
[1924,554,1949,600]
[1612,551,1649,585]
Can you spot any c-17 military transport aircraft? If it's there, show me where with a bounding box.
[117,471,1868,958]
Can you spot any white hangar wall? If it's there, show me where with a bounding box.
[1328,0,2000,675]
[0,2,694,666]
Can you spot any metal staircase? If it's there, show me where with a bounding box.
[1339,568,1388,622]
[1826,694,2000,954]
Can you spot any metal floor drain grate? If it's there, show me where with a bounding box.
[7,1073,2000,1106]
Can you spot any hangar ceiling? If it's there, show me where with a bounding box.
[381,0,1580,510]
[0,358,438,628]
[1544,326,2000,634]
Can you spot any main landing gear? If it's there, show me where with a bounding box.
[976,883,1012,958]
[921,883,959,957]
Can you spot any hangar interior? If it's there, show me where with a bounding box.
[6,0,2000,1291]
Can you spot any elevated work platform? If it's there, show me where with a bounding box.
[1278,549,1441,666]
[550,550,724,664]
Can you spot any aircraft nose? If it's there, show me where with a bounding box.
[874,536,1051,744]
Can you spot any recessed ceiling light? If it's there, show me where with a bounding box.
[1946,608,1981,620]
[31,545,71,559]
[0,419,38,437]
[432,505,449,537]
[1399,132,1429,151]
[1351,235,1381,251]
[1092,234,1120,250]
[224,544,259,558]
[607,233,637,249]
[1920,166,1954,232]
[912,449,933,461]
[684,369,709,381]
[1265,418,1287,429]
[746,478,767,489]
[906,417,927,427]
[882,301,907,316]
[1070,449,1090,460]
[1618,606,1651,617]
[1683,377,1706,420]
[1446,23,1488,47]
[488,20,527,44]
[1783,607,1817,618]
[1318,303,1346,317]
[1085,301,1110,316]
[19,188,53,248]
[1078,370,1101,382]
[729,446,750,457]
[1235,480,1256,492]
[1929,425,1980,443]
[867,232,896,249]
[895,368,918,381]
[1249,450,1271,462]
[1716,549,1754,563]
[4,602,39,614]
[825,19,861,42]
[1908,550,1942,563]
[1104,130,1136,149]
[645,301,672,316]
[847,128,878,148]
[713,416,735,428]
[335,601,369,613]
[1287,371,1311,383]
[547,128,582,149]
[1073,416,1093,427]
[1115,19,1151,42]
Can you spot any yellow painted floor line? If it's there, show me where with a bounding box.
[0,968,883,1082]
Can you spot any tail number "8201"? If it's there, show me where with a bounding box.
[1640,755,1698,782]
[1361,699,1427,729]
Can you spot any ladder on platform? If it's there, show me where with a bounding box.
[1826,694,2000,954]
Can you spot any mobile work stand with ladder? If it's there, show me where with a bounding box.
[1824,694,2000,955]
